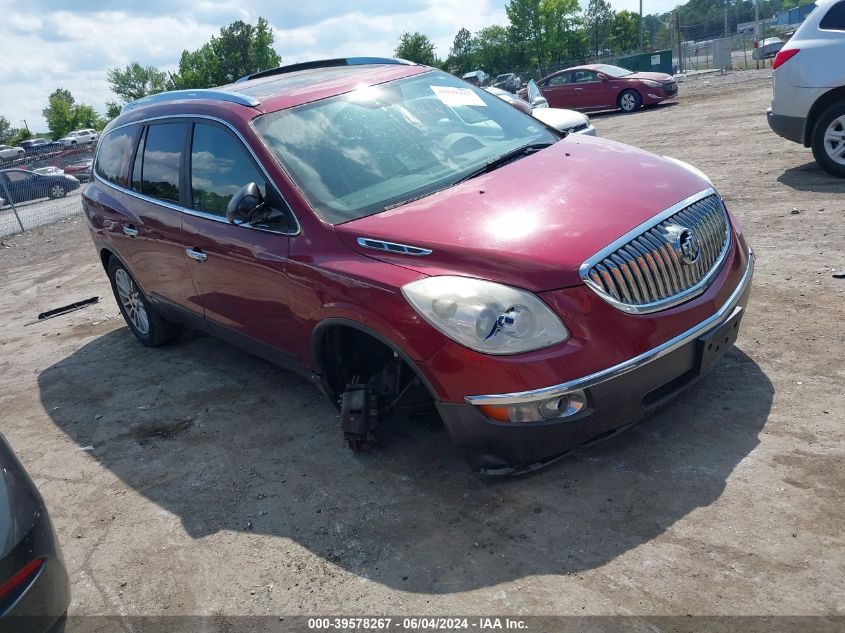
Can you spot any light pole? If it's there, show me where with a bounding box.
[639,0,644,52]
[19,119,30,134]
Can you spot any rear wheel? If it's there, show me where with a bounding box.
[107,258,182,346]
[811,103,845,178]
[619,89,642,113]
[48,184,67,199]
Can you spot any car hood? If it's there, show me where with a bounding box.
[531,107,589,132]
[628,71,674,83]
[335,135,712,292]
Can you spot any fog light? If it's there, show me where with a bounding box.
[539,391,587,419]
[477,389,587,423]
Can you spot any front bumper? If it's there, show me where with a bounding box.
[767,108,806,145]
[436,248,754,474]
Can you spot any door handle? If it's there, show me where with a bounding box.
[574,88,583,91]
[122,225,139,237]
[186,248,208,262]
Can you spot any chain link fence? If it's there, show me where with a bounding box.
[0,143,94,238]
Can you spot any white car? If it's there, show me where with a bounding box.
[767,0,845,177]
[0,144,24,161]
[33,166,65,176]
[58,129,98,146]
[486,84,596,136]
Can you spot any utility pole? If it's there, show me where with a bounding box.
[724,0,729,37]
[19,120,30,134]
[639,0,644,52]
[676,11,683,73]
[754,0,760,69]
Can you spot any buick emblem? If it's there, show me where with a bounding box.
[664,224,701,265]
[677,228,701,265]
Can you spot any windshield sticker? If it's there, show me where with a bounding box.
[430,86,486,107]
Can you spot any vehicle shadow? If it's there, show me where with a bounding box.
[589,101,679,120]
[38,326,772,594]
[777,161,845,193]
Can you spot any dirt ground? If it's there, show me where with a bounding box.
[0,73,843,621]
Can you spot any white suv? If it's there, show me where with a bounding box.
[767,0,845,177]
[58,128,98,146]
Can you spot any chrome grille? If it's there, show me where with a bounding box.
[580,191,731,314]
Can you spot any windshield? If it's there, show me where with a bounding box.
[596,65,634,78]
[253,70,556,224]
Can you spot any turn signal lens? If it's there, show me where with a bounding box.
[773,48,799,70]
[476,390,588,423]
[478,405,512,422]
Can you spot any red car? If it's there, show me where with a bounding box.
[82,57,752,474]
[519,64,678,113]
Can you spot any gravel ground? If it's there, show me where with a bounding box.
[0,77,843,626]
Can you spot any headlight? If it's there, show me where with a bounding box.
[642,79,662,88]
[402,276,569,355]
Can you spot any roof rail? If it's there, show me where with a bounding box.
[235,57,417,83]
[121,89,260,113]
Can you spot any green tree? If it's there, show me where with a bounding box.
[610,10,644,52]
[176,17,281,89]
[42,88,104,139]
[584,0,615,57]
[506,0,545,71]
[540,0,584,65]
[107,62,168,107]
[472,26,512,77]
[42,89,76,140]
[0,116,12,144]
[395,32,439,66]
[448,28,474,74]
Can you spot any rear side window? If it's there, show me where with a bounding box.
[820,1,845,30]
[140,123,186,203]
[190,123,265,216]
[95,126,137,187]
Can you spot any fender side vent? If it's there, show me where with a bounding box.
[357,238,432,257]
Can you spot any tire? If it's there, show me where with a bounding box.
[619,89,642,113]
[48,184,67,199]
[107,258,183,347]
[811,102,845,178]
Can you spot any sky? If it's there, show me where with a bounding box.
[0,0,679,132]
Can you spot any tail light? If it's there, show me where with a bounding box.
[0,559,44,601]
[773,48,799,70]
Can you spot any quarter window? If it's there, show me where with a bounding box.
[95,125,137,187]
[190,123,265,216]
[820,1,845,30]
[140,123,186,203]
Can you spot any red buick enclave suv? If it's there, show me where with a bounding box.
[83,57,754,474]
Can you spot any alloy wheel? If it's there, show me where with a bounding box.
[824,115,845,166]
[621,93,636,112]
[115,268,150,335]
[49,185,65,198]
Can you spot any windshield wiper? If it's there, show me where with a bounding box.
[454,142,555,184]
[380,142,555,212]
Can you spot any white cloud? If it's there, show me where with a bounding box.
[0,0,676,132]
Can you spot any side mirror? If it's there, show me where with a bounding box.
[526,80,548,108]
[226,182,266,225]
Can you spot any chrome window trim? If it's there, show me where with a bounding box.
[465,246,754,406]
[578,188,729,314]
[94,114,301,236]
